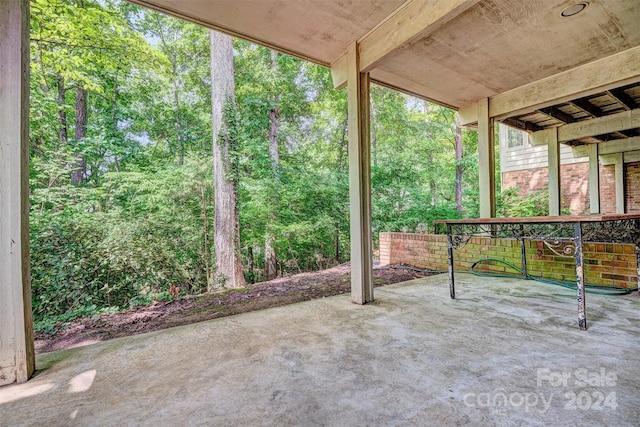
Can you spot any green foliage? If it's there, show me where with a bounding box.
[369,87,478,233]
[497,187,550,218]
[30,156,214,324]
[29,0,482,329]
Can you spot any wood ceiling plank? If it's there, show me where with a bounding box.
[537,106,575,124]
[607,88,637,110]
[620,128,640,137]
[569,99,604,118]
[502,117,543,132]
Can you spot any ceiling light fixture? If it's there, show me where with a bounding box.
[561,2,588,17]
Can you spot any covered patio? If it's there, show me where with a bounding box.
[2,0,640,393]
[1,274,639,425]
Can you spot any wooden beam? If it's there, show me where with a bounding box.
[502,117,543,132]
[529,127,552,146]
[369,68,458,110]
[358,0,480,72]
[346,43,373,305]
[0,0,34,386]
[478,98,496,218]
[331,0,480,88]
[572,136,640,157]
[537,106,575,124]
[457,102,478,127]
[624,151,640,163]
[589,144,600,214]
[489,46,640,119]
[557,109,640,142]
[331,52,348,90]
[592,133,617,142]
[620,129,640,137]
[607,88,637,110]
[569,98,604,118]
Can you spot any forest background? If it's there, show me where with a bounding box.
[29,0,541,331]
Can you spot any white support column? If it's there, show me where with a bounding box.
[613,153,625,214]
[478,98,496,218]
[589,144,600,214]
[346,43,374,304]
[0,0,34,386]
[547,129,561,216]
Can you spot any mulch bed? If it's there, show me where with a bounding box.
[35,264,434,353]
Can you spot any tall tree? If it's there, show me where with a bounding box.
[210,31,245,289]
[264,50,280,281]
[454,118,464,213]
[71,83,88,184]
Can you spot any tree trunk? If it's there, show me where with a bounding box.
[371,106,377,168]
[210,31,245,290]
[372,131,377,168]
[200,184,212,289]
[173,66,185,166]
[268,50,280,169]
[56,75,68,144]
[268,106,280,169]
[338,116,348,171]
[71,83,87,185]
[334,222,341,263]
[455,122,464,213]
[264,233,277,280]
[423,100,437,207]
[247,246,255,284]
[264,50,280,281]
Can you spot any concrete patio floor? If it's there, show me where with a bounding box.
[1,273,639,426]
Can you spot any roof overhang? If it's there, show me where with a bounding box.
[126,0,640,145]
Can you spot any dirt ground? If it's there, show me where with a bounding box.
[34,264,435,353]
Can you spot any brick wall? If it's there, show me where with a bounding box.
[560,163,590,214]
[379,232,638,289]
[503,160,640,215]
[502,163,590,215]
[626,162,640,213]
[600,164,616,214]
[501,166,549,194]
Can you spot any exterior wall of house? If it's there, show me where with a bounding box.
[626,162,640,212]
[600,164,616,215]
[499,126,587,173]
[379,232,638,289]
[499,124,591,214]
[499,124,640,214]
[501,163,591,215]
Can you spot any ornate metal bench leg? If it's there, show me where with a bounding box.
[447,225,455,299]
[520,238,528,279]
[574,223,587,330]
[636,245,640,297]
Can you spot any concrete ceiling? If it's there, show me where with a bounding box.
[373,0,640,108]
[125,0,406,66]
[127,0,640,133]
